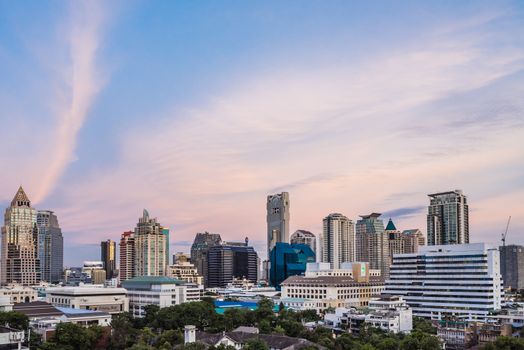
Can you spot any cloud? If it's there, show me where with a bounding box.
[33,0,109,204]
[382,206,426,220]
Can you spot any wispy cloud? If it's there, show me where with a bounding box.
[33,0,109,204]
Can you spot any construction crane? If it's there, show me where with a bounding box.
[501,216,511,247]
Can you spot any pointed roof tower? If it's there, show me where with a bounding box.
[385,218,397,231]
[11,186,31,207]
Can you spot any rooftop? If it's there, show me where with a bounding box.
[281,275,384,286]
[13,302,63,318]
[122,276,185,287]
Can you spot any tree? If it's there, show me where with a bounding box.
[109,312,137,350]
[143,304,160,328]
[412,317,436,334]
[179,342,207,350]
[0,311,29,330]
[244,338,269,350]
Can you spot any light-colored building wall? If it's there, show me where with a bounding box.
[46,286,129,314]
[267,192,290,258]
[167,262,204,285]
[322,213,355,269]
[0,285,38,303]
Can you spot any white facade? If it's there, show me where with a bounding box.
[305,262,381,278]
[46,286,129,314]
[167,262,204,285]
[383,243,503,321]
[122,276,193,318]
[0,285,38,303]
[0,326,26,350]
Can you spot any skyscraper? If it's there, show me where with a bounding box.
[386,219,425,261]
[119,231,135,282]
[500,244,524,290]
[101,239,117,280]
[134,209,168,277]
[37,210,64,283]
[290,230,316,254]
[356,213,390,278]
[1,187,40,286]
[322,213,355,269]
[190,232,222,287]
[427,190,469,245]
[207,239,258,288]
[269,242,315,290]
[267,192,290,258]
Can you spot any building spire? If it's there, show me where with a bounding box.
[11,186,31,207]
[385,218,397,231]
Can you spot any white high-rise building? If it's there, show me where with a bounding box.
[322,213,355,269]
[1,187,40,286]
[266,192,290,258]
[383,243,503,321]
[356,213,390,278]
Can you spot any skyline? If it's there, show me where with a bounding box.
[1,1,523,265]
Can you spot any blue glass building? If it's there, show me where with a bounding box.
[269,242,315,290]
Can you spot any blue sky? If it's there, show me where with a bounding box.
[0,0,523,265]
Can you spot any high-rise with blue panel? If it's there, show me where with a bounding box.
[269,242,316,290]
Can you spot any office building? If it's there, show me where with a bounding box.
[280,264,385,313]
[269,243,315,290]
[82,261,106,285]
[427,190,469,245]
[173,252,190,264]
[383,243,503,321]
[46,286,129,314]
[386,219,425,260]
[500,244,524,290]
[356,213,390,278]
[1,187,40,286]
[119,231,135,282]
[167,261,204,285]
[322,213,355,269]
[207,240,258,288]
[100,239,116,280]
[134,209,168,277]
[267,192,290,258]
[190,232,222,287]
[0,285,38,303]
[122,276,191,318]
[36,210,63,283]
[290,230,316,254]
[305,262,381,279]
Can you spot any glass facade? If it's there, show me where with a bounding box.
[269,242,316,290]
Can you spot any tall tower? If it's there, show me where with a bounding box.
[1,187,41,286]
[427,190,469,245]
[37,210,63,283]
[134,209,168,277]
[266,192,290,258]
[119,231,135,282]
[322,213,355,269]
[190,232,222,287]
[356,213,390,278]
[101,239,117,280]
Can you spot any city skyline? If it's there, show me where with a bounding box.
[1,1,523,265]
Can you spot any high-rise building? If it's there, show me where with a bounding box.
[101,239,117,280]
[1,187,40,286]
[383,243,503,321]
[119,231,135,282]
[190,232,222,287]
[134,209,168,277]
[207,239,258,288]
[356,213,390,278]
[267,192,290,258]
[427,190,469,245]
[269,242,315,290]
[290,230,316,254]
[500,244,524,290]
[386,219,425,260]
[322,213,355,269]
[36,210,63,283]
[173,252,190,264]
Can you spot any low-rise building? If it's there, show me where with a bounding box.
[46,286,128,314]
[167,261,204,285]
[122,276,193,318]
[0,284,38,303]
[305,262,381,278]
[324,296,412,335]
[0,326,26,350]
[280,264,384,313]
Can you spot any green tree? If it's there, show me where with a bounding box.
[258,319,272,334]
[179,342,207,350]
[244,338,269,350]
[109,312,137,350]
[412,317,436,334]
[0,311,29,330]
[143,304,160,328]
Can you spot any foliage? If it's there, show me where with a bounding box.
[0,311,29,330]
[480,336,524,350]
[243,338,269,350]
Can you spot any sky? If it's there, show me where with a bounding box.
[0,0,523,266]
